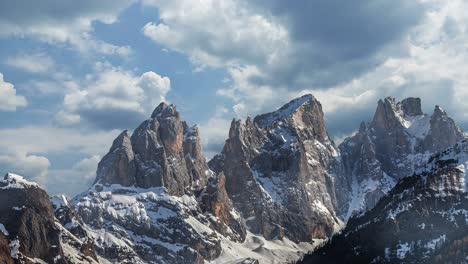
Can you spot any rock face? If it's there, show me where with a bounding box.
[0,173,67,263]
[210,94,345,242]
[197,173,247,242]
[300,139,468,264]
[94,102,210,196]
[339,97,465,217]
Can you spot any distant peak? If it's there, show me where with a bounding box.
[384,96,396,104]
[376,96,425,118]
[401,97,423,116]
[1,173,40,189]
[151,102,176,118]
[253,94,317,127]
[433,105,446,115]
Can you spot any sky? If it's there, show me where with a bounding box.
[0,0,467,196]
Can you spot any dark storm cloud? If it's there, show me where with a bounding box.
[0,0,134,26]
[249,0,427,88]
[79,109,146,131]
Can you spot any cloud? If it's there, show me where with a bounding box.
[143,0,425,88]
[56,62,171,129]
[0,0,135,56]
[0,126,120,157]
[44,155,101,195]
[198,106,232,158]
[0,72,27,111]
[142,0,288,69]
[0,152,50,185]
[144,0,468,139]
[0,126,120,194]
[5,52,55,73]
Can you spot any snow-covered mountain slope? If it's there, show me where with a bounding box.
[210,94,346,243]
[340,97,465,218]
[300,138,468,264]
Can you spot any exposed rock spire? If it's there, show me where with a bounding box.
[210,94,344,242]
[94,102,211,196]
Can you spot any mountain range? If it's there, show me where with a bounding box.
[0,95,466,263]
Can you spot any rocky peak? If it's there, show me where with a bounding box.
[110,130,132,151]
[0,173,40,189]
[422,105,465,153]
[433,105,445,117]
[301,139,468,264]
[340,96,465,219]
[372,97,402,131]
[210,94,344,242]
[94,130,136,187]
[401,97,423,116]
[253,95,329,141]
[94,101,210,196]
[150,102,175,118]
[0,173,67,263]
[254,94,315,127]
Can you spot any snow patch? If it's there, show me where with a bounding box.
[208,231,318,264]
[9,239,20,259]
[0,223,8,236]
[396,242,411,259]
[256,94,313,127]
[1,173,40,189]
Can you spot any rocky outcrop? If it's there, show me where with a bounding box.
[95,130,136,187]
[0,173,67,264]
[300,139,468,264]
[422,105,465,152]
[95,102,211,196]
[198,173,246,242]
[339,97,465,217]
[210,94,345,242]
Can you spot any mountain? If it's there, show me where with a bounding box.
[300,138,468,263]
[0,95,465,263]
[69,102,249,263]
[209,94,347,243]
[0,173,90,264]
[339,97,465,218]
[93,102,211,194]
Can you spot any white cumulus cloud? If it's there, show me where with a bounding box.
[56,62,171,129]
[5,52,55,73]
[0,72,27,111]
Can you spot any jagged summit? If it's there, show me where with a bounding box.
[401,97,423,116]
[210,93,344,242]
[340,96,465,218]
[0,173,40,190]
[372,96,428,132]
[254,94,318,127]
[94,101,210,196]
[301,138,468,264]
[150,101,177,119]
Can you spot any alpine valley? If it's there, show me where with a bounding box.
[0,95,466,264]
